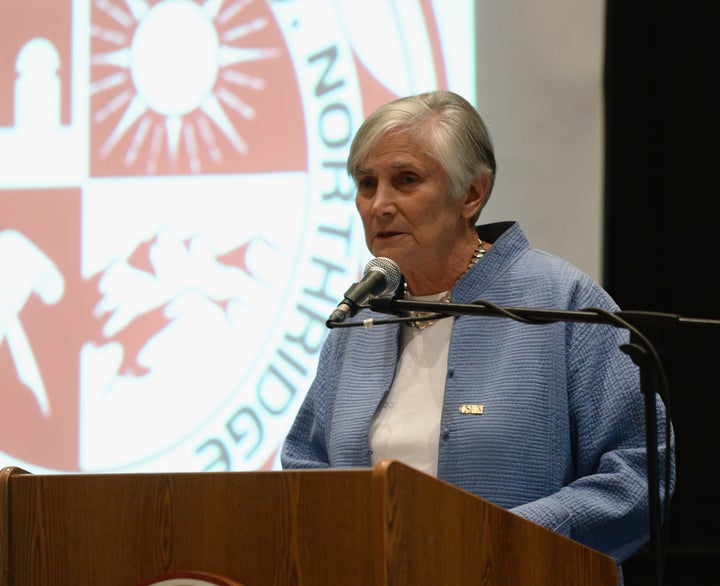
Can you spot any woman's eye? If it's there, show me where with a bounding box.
[399,174,418,185]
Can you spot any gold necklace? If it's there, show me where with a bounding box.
[404,238,485,330]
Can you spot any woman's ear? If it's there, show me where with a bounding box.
[461,173,490,220]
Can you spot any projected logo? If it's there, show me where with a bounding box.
[0,0,454,474]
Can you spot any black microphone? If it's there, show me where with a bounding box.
[327,257,402,324]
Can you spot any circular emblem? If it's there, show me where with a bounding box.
[136,571,243,586]
[0,0,453,473]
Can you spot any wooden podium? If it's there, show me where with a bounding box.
[1,460,618,585]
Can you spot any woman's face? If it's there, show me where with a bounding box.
[354,132,474,284]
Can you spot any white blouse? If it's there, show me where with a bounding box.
[369,290,452,477]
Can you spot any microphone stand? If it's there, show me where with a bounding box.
[364,297,720,586]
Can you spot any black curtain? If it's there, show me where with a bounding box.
[604,1,720,584]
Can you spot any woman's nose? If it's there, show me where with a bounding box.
[370,182,396,214]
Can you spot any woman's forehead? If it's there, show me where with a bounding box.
[358,133,435,169]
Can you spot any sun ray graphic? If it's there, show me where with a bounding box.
[90,0,286,175]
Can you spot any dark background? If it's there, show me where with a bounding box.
[604,1,720,584]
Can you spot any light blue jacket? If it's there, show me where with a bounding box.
[282,221,674,570]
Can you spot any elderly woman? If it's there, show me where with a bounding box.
[281,90,674,582]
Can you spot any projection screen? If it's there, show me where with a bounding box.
[0,0,603,474]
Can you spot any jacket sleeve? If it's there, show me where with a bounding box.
[510,307,676,564]
[280,333,334,469]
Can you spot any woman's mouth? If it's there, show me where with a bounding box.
[376,230,403,240]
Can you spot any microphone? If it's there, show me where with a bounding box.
[327,257,402,324]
